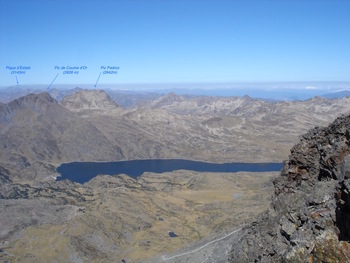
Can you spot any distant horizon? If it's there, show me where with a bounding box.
[2,80,350,89]
[1,81,350,101]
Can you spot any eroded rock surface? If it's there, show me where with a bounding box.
[229,114,350,262]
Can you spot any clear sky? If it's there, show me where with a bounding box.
[0,0,349,88]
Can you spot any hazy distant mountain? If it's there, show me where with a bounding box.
[321,90,350,99]
[0,86,161,108]
[104,89,161,108]
[0,86,82,103]
[145,92,350,118]
[0,86,44,103]
[48,87,83,101]
[61,89,120,111]
[149,87,321,100]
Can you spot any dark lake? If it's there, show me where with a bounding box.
[56,159,283,184]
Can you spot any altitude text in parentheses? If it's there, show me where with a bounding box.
[100,66,119,75]
[103,71,118,75]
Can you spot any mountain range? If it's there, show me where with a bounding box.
[1,88,350,262]
[1,89,350,182]
[1,85,350,106]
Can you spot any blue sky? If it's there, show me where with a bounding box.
[0,0,349,88]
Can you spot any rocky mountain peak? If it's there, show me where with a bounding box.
[229,114,350,262]
[275,115,350,195]
[11,92,56,107]
[60,89,120,111]
[0,92,58,122]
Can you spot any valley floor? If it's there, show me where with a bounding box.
[0,170,278,262]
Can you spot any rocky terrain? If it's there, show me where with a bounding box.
[61,89,120,112]
[0,169,278,262]
[227,114,350,262]
[1,90,350,182]
[0,92,123,182]
[0,86,161,108]
[1,89,350,262]
[143,110,350,263]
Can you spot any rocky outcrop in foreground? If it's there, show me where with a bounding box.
[229,114,350,262]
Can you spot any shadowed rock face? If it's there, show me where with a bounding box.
[229,114,350,262]
[0,92,56,122]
